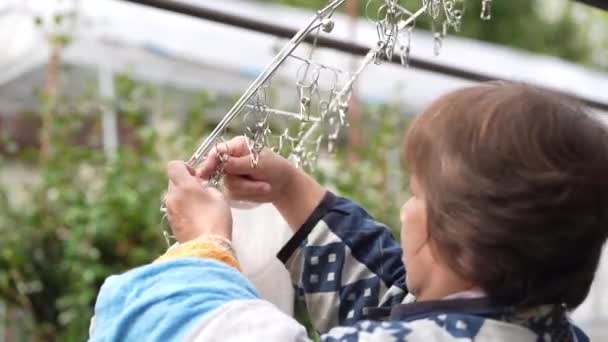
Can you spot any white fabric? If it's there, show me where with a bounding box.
[231,204,295,316]
[186,299,309,342]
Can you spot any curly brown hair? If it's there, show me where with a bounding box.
[404,82,608,309]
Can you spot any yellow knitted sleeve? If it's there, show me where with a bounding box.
[155,235,241,271]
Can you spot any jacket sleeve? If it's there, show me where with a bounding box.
[277,191,408,333]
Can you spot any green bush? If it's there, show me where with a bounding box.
[0,74,215,341]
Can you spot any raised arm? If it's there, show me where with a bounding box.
[199,137,408,333]
[278,191,407,332]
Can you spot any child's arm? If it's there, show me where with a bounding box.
[277,191,407,333]
[199,137,408,333]
[266,158,408,333]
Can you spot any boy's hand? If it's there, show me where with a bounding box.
[198,136,326,230]
[166,161,233,242]
[198,136,297,205]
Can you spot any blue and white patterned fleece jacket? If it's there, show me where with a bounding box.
[89,192,589,342]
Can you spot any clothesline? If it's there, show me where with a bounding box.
[121,0,608,112]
